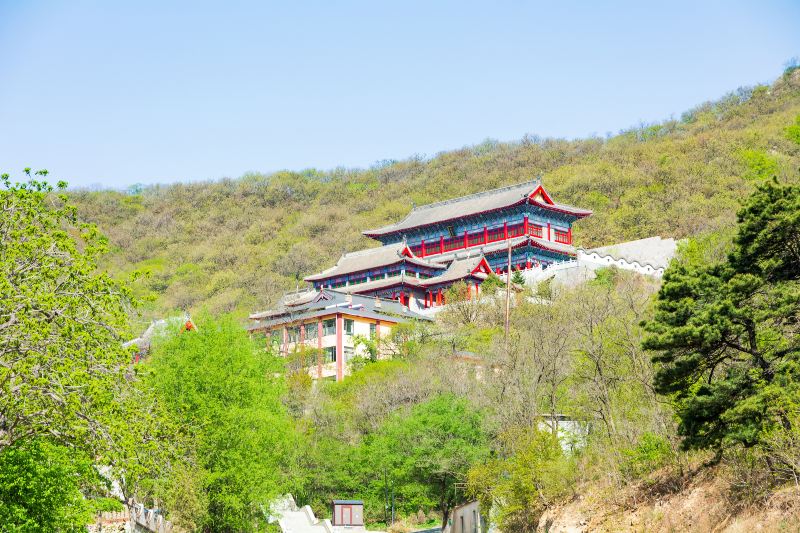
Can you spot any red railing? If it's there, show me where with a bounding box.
[409,220,567,258]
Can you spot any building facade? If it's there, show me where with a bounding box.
[248,289,429,381]
[305,180,591,311]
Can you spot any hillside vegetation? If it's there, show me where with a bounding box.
[70,70,800,323]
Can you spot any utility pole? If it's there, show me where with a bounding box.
[505,239,511,344]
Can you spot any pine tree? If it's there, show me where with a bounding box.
[643,180,800,450]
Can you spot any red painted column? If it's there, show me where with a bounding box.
[440,235,444,254]
[317,320,323,378]
[475,281,480,297]
[527,258,532,269]
[299,322,305,344]
[524,215,529,235]
[463,230,468,249]
[547,222,551,240]
[503,221,508,240]
[282,326,288,356]
[437,289,442,306]
[483,225,488,244]
[568,227,572,244]
[420,239,426,258]
[335,314,344,381]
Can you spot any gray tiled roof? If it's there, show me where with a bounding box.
[333,274,424,294]
[420,255,490,286]
[304,241,446,282]
[248,289,431,330]
[363,180,591,237]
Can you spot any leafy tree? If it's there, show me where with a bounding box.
[467,428,574,533]
[0,171,136,453]
[144,314,300,531]
[511,270,526,286]
[481,272,506,292]
[368,394,489,529]
[0,438,102,531]
[644,180,800,450]
[786,114,800,145]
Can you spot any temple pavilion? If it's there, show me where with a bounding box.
[305,180,591,310]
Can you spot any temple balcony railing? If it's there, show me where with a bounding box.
[409,222,571,258]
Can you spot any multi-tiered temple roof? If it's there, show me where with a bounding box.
[363,181,591,239]
[305,180,591,310]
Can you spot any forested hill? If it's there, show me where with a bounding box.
[71,69,800,323]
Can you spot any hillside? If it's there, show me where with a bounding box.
[70,69,800,324]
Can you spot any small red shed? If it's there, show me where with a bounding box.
[332,499,364,526]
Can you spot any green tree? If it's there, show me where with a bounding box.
[144,314,299,531]
[511,270,526,286]
[369,394,490,529]
[467,428,574,532]
[0,438,101,531]
[481,272,506,292]
[0,171,136,453]
[644,180,800,450]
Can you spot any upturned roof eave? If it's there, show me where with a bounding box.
[363,198,592,238]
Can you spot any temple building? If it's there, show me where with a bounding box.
[248,289,430,381]
[305,180,591,310]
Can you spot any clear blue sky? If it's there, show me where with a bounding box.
[1,1,798,188]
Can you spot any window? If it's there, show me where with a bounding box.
[287,326,299,343]
[304,323,317,341]
[530,224,543,238]
[369,323,377,339]
[554,229,570,244]
[323,346,336,363]
[447,225,456,238]
[322,319,336,336]
[344,346,354,361]
[344,318,355,336]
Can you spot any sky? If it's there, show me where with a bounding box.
[1,1,799,188]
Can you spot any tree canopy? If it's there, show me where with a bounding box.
[644,180,800,450]
[0,171,135,454]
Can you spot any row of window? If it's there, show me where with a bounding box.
[408,220,570,256]
[277,318,378,345]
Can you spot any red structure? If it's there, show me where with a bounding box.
[305,180,591,312]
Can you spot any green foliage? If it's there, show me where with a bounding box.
[785,114,800,145]
[739,149,778,181]
[621,433,673,479]
[590,266,618,288]
[535,276,553,299]
[88,497,125,513]
[467,429,574,532]
[144,314,299,531]
[482,272,506,292]
[511,270,526,286]
[368,394,490,527]
[0,439,101,531]
[0,171,137,454]
[644,180,800,450]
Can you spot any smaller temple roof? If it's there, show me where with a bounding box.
[363,180,592,237]
[304,241,445,282]
[248,288,430,330]
[419,255,492,286]
[330,274,425,294]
